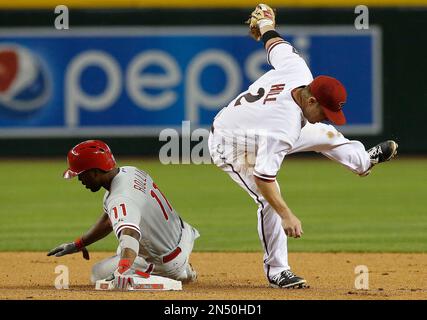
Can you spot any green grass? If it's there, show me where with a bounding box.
[0,157,426,253]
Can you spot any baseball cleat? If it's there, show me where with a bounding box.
[269,270,308,289]
[367,140,398,165]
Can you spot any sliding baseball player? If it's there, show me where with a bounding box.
[48,140,200,290]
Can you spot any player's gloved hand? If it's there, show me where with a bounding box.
[106,259,135,290]
[106,259,151,290]
[246,3,276,41]
[282,213,303,238]
[109,269,133,290]
[47,238,90,260]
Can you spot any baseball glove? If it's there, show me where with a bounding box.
[246,4,276,41]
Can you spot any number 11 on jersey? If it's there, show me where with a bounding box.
[112,203,127,219]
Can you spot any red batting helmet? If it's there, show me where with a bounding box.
[63,140,116,179]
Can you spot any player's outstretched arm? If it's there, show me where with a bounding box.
[247,4,308,72]
[47,212,112,260]
[80,212,113,246]
[254,177,303,238]
[247,4,282,50]
[47,239,90,260]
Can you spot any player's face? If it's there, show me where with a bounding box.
[304,98,327,123]
[78,169,102,192]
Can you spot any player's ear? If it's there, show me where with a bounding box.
[308,96,317,106]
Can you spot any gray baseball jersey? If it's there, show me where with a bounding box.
[103,166,183,259]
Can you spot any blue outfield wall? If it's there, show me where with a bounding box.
[0,8,425,155]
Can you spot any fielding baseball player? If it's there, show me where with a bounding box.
[48,140,199,289]
[208,4,398,288]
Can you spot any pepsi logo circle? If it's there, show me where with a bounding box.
[0,44,51,113]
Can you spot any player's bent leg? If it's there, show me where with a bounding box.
[91,251,153,284]
[174,223,199,283]
[290,122,371,175]
[153,260,197,283]
[321,139,371,176]
[91,255,120,284]
[174,262,197,283]
[153,257,197,283]
[151,222,199,283]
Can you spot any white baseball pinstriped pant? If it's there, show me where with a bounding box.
[208,122,371,281]
[90,221,199,283]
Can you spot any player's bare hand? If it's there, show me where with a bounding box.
[282,214,303,238]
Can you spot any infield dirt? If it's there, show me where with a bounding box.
[0,252,426,300]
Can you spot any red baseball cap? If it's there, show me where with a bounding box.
[63,140,116,179]
[309,75,347,125]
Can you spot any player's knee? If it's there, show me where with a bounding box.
[91,263,113,284]
[353,140,372,174]
[175,264,197,284]
[90,258,118,284]
[90,263,102,284]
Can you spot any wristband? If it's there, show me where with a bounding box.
[257,19,274,29]
[261,30,282,46]
[74,237,85,250]
[118,259,131,274]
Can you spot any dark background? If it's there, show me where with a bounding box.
[0,7,425,156]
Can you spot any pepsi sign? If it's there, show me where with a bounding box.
[0,27,382,137]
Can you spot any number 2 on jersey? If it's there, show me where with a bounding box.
[150,183,172,220]
[234,88,265,106]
